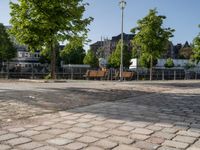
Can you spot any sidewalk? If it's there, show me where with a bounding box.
[0,81,200,149]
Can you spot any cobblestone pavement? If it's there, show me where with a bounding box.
[0,80,200,150]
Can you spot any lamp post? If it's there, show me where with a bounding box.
[119,0,126,81]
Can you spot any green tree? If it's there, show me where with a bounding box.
[60,42,85,64]
[9,0,93,79]
[108,41,132,69]
[0,23,16,71]
[139,53,158,68]
[192,25,200,63]
[83,50,98,68]
[131,9,174,80]
[164,58,174,68]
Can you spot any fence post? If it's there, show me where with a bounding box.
[71,67,73,80]
[162,70,164,80]
[174,70,176,80]
[137,69,139,81]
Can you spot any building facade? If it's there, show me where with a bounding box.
[90,33,134,59]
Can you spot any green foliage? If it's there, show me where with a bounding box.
[108,41,132,68]
[0,23,16,61]
[192,29,200,63]
[139,53,157,68]
[60,42,85,64]
[164,58,174,68]
[44,73,51,80]
[83,50,98,68]
[9,0,93,78]
[131,9,174,79]
[184,62,195,70]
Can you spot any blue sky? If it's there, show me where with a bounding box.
[1,0,200,48]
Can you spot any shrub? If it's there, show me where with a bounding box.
[164,58,174,68]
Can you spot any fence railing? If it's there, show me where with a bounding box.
[0,68,200,80]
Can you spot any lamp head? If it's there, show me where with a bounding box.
[119,0,126,9]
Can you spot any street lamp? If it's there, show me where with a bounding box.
[119,0,126,81]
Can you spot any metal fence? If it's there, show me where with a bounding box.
[0,67,200,80]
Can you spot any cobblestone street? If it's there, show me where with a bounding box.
[0,80,200,150]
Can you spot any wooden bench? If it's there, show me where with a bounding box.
[114,71,134,80]
[84,70,107,80]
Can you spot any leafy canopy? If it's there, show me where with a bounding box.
[9,0,93,50]
[0,23,16,61]
[83,49,98,68]
[9,0,93,78]
[60,42,86,64]
[192,25,200,63]
[164,58,174,68]
[131,9,174,62]
[108,40,132,68]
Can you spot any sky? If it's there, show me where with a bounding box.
[1,0,200,48]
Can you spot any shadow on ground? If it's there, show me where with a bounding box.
[1,82,200,130]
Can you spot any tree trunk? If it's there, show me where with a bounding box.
[150,55,153,81]
[51,42,56,79]
[6,60,9,79]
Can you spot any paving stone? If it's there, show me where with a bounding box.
[17,142,44,149]
[32,133,55,141]
[76,118,91,123]
[24,124,39,128]
[64,142,87,150]
[47,138,73,146]
[60,132,82,140]
[113,144,141,150]
[6,137,32,146]
[187,146,200,150]
[108,129,129,136]
[103,123,120,129]
[84,146,104,150]
[62,120,77,125]
[0,134,18,142]
[130,133,150,140]
[19,130,40,137]
[75,123,93,128]
[125,121,150,128]
[109,136,134,144]
[193,140,200,147]
[155,123,174,128]
[42,121,55,126]
[90,121,104,125]
[43,129,66,135]
[162,128,179,133]
[68,127,88,133]
[132,128,154,135]
[153,131,175,139]
[106,119,125,124]
[86,131,109,138]
[51,123,71,129]
[146,125,163,131]
[91,126,108,132]
[135,141,159,150]
[0,131,8,136]
[146,136,165,144]
[118,125,135,131]
[162,140,189,149]
[82,114,96,119]
[0,144,11,150]
[34,146,58,150]
[158,146,181,150]
[94,139,118,149]
[173,135,196,144]
[177,131,200,138]
[33,126,51,131]
[77,136,98,143]
[8,127,26,133]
